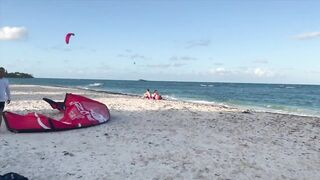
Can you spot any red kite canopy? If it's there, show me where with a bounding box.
[3,93,110,133]
[65,33,75,44]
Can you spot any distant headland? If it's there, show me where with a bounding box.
[6,71,34,78]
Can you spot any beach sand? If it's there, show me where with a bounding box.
[0,85,319,179]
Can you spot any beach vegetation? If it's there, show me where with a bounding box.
[5,70,34,78]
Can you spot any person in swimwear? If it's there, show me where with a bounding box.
[143,89,152,99]
[152,90,162,100]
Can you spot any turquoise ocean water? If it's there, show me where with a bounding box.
[9,78,320,117]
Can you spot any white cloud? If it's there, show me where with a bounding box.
[117,54,127,58]
[181,56,197,61]
[145,62,187,69]
[170,56,197,61]
[117,50,150,61]
[0,26,28,40]
[215,67,226,73]
[173,63,187,67]
[186,39,211,48]
[213,62,224,66]
[65,65,111,77]
[131,54,147,60]
[253,59,269,64]
[253,68,274,77]
[293,32,320,40]
[208,67,275,78]
[209,67,230,75]
[146,64,171,68]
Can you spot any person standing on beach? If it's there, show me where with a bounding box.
[0,67,11,127]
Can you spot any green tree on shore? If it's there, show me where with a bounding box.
[5,70,34,78]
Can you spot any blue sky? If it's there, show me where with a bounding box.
[1,0,320,84]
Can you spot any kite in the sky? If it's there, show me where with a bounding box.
[65,33,75,44]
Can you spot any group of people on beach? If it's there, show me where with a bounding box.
[0,67,11,128]
[143,89,162,100]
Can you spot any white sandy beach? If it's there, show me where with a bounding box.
[0,85,319,179]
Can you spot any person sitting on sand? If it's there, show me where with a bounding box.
[152,90,162,100]
[143,89,152,99]
[0,67,11,128]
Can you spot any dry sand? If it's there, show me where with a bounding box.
[0,85,319,179]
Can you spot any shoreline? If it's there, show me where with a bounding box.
[78,87,320,119]
[13,83,320,119]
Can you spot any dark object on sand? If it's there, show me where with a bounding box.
[43,98,65,111]
[242,109,252,114]
[0,172,28,180]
